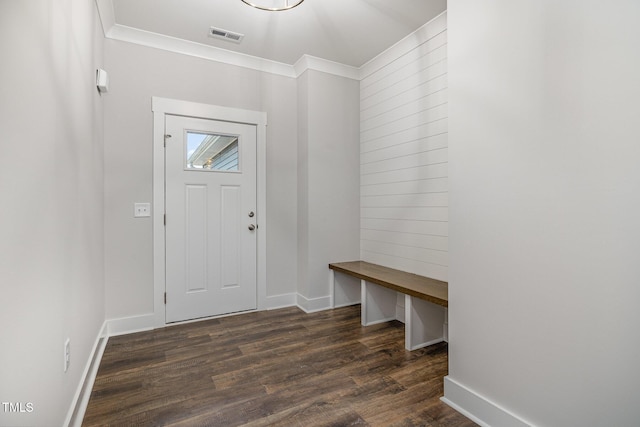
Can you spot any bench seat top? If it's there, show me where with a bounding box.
[329,261,448,307]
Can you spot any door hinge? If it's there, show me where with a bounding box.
[164,134,172,148]
[164,292,167,304]
[164,214,166,226]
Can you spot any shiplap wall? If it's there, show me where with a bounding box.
[360,14,448,281]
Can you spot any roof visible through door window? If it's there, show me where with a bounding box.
[186,131,239,171]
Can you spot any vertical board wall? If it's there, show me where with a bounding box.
[360,13,448,281]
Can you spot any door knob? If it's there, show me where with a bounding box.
[248,211,255,218]
[248,224,256,231]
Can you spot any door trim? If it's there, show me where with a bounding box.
[152,96,267,327]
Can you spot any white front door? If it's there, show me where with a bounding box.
[165,115,257,323]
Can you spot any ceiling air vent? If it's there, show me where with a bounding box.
[209,26,244,43]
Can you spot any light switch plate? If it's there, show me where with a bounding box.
[134,203,151,218]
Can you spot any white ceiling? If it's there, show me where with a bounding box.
[110,0,447,68]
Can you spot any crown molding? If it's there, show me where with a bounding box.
[94,0,445,81]
[109,24,297,78]
[293,55,360,80]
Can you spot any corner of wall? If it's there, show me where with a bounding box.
[442,377,533,427]
[296,293,332,313]
[64,321,109,427]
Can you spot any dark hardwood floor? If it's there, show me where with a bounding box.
[83,305,476,426]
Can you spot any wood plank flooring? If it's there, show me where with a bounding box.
[83,305,476,427]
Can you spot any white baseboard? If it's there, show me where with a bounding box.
[442,376,533,427]
[64,320,108,427]
[266,293,297,310]
[105,296,303,335]
[106,313,155,336]
[296,293,332,313]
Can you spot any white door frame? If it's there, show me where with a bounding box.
[152,96,267,327]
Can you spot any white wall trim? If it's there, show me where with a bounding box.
[108,24,297,78]
[293,54,360,80]
[106,313,156,337]
[94,0,442,81]
[296,294,332,313]
[64,321,108,427]
[266,293,297,310]
[442,377,533,427]
[151,97,268,329]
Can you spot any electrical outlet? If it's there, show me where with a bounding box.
[134,203,151,218]
[64,339,70,372]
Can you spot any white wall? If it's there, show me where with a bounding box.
[360,13,448,282]
[0,1,105,426]
[447,1,640,426]
[103,40,298,320]
[297,70,360,310]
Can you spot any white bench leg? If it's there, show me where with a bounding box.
[361,280,397,326]
[404,294,445,351]
[330,269,335,308]
[443,308,448,342]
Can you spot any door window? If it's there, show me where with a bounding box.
[186,131,239,172]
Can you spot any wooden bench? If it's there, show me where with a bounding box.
[329,261,448,351]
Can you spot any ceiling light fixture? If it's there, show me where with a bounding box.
[241,0,304,11]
